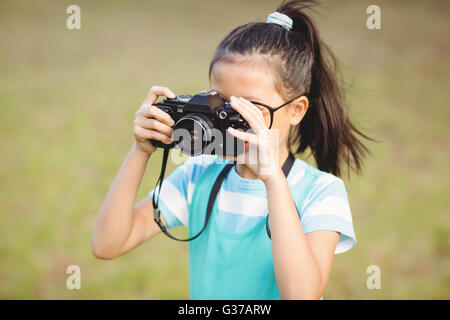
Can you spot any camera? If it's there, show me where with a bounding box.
[150,90,250,157]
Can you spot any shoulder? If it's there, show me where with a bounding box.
[288,159,347,205]
[300,163,350,221]
[291,159,356,254]
[307,172,348,205]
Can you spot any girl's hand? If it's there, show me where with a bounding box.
[227,96,282,182]
[133,86,176,155]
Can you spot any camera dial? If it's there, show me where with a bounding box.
[176,95,192,103]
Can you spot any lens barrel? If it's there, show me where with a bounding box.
[172,114,214,156]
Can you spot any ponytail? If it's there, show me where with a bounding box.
[278,0,373,176]
[209,0,374,177]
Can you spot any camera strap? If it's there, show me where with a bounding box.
[153,148,295,241]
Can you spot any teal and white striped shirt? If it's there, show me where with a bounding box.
[149,154,356,254]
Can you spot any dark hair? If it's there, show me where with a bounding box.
[209,0,373,177]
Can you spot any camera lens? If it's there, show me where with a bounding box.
[172,114,213,156]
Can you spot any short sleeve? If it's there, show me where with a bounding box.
[149,165,189,229]
[148,154,220,229]
[300,174,357,254]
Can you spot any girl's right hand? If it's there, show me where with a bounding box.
[133,86,176,155]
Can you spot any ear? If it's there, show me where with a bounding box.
[289,96,309,126]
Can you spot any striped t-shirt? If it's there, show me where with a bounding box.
[149,154,356,254]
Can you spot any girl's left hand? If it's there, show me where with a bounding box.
[227,96,282,182]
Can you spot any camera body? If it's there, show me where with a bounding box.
[150,90,249,157]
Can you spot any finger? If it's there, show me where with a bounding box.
[139,105,175,127]
[238,97,266,126]
[235,97,266,129]
[227,127,259,144]
[146,85,176,106]
[135,117,173,136]
[230,97,265,132]
[134,127,173,144]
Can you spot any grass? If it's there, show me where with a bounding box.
[0,0,449,299]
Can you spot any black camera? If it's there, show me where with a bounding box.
[150,90,250,157]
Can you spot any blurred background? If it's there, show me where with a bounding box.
[0,0,449,299]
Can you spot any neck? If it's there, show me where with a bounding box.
[235,147,290,180]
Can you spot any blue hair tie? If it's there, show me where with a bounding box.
[266,12,293,31]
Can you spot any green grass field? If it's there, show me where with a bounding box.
[0,0,449,299]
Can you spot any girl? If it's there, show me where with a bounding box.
[92,0,371,300]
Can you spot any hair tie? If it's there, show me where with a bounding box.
[265,12,293,31]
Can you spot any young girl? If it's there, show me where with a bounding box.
[92,0,370,300]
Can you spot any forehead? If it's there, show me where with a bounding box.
[209,60,277,101]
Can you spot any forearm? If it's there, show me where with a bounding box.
[264,170,322,299]
[92,142,151,255]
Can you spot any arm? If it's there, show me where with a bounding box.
[226,96,339,299]
[264,170,339,299]
[91,86,176,259]
[91,144,167,259]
